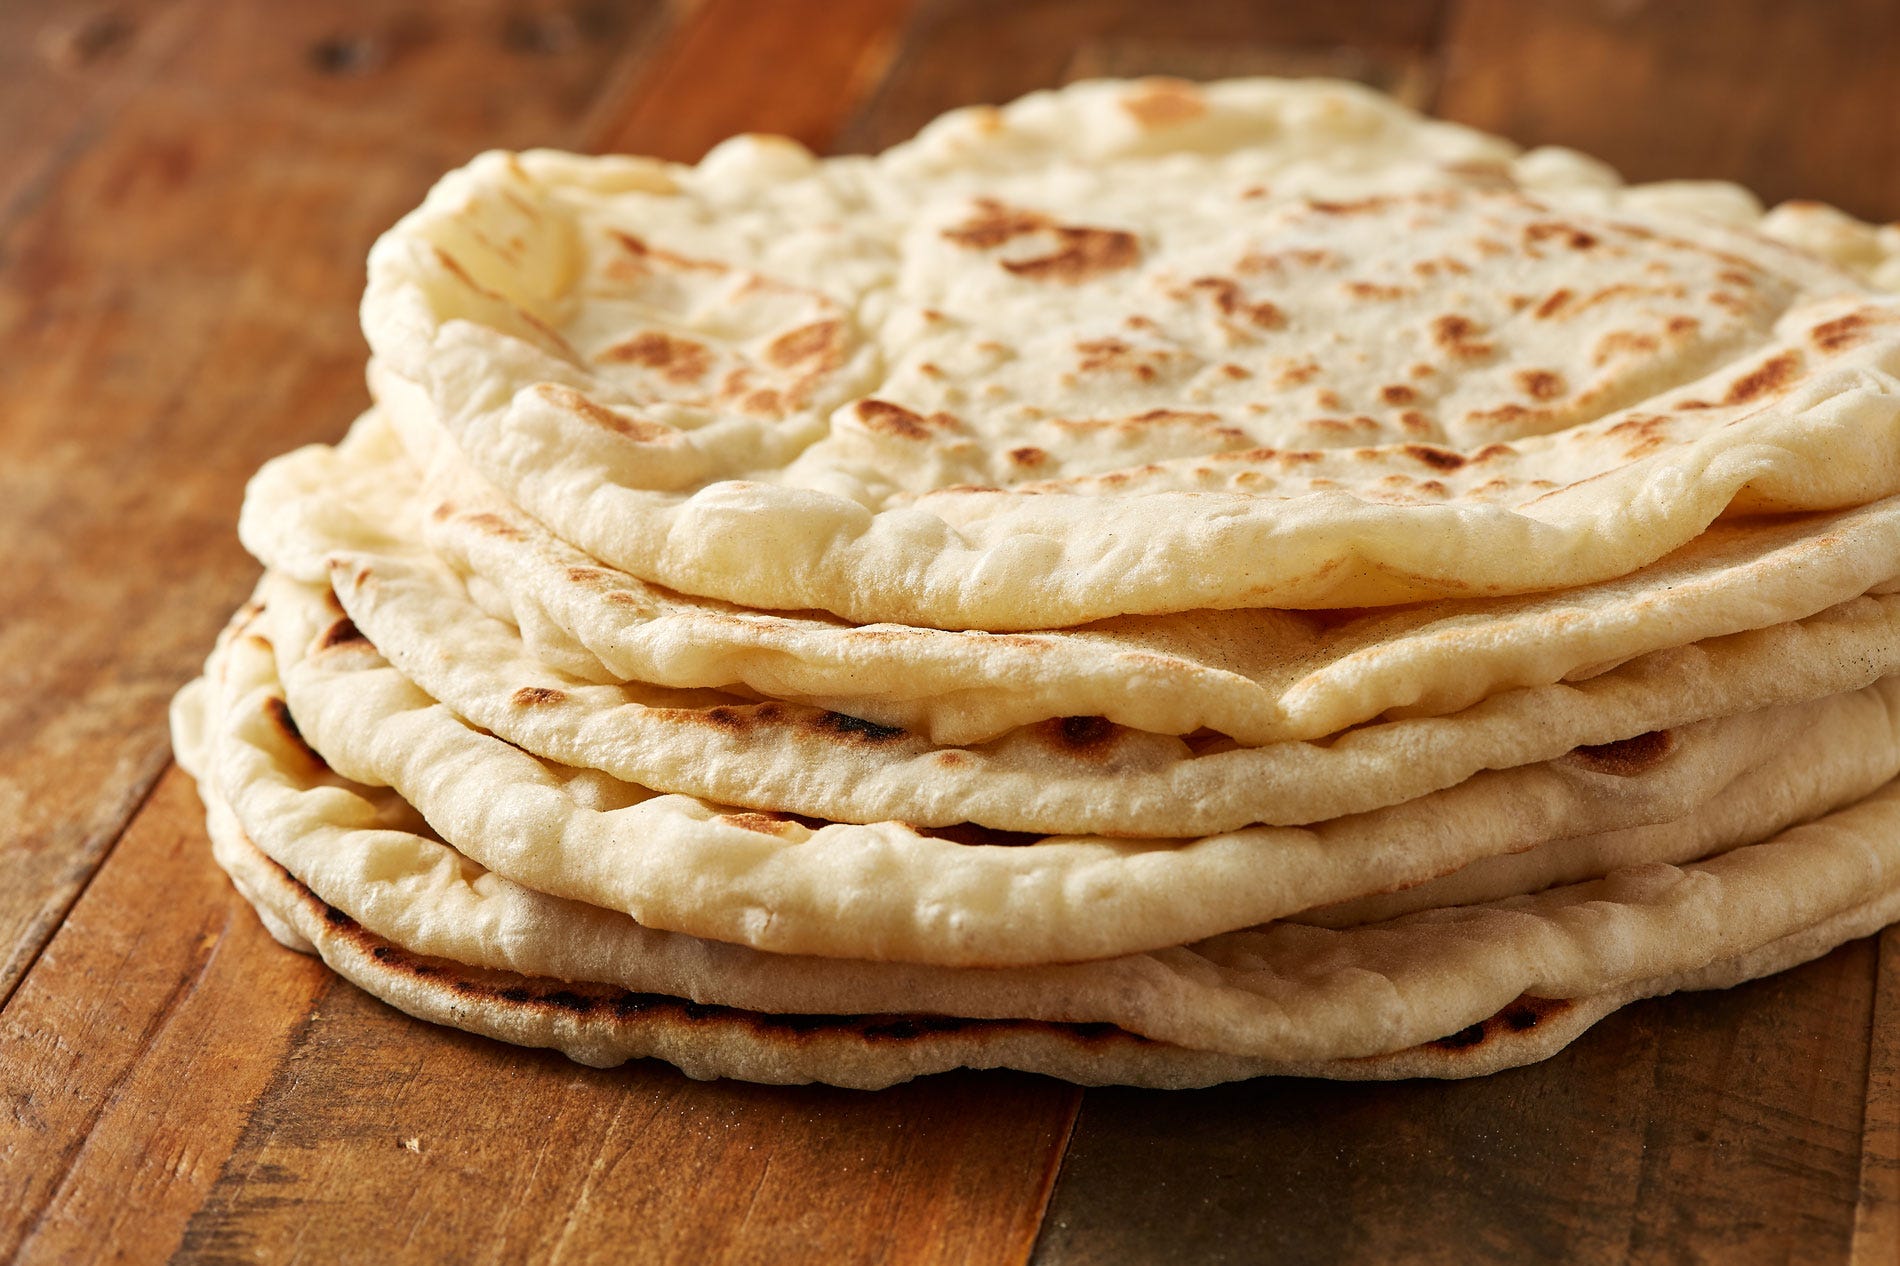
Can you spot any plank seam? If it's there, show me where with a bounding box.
[1019,1087,1085,1266]
[1419,0,1457,113]
[169,971,340,1261]
[9,853,234,1258]
[569,0,695,153]
[0,755,175,1017]
[1850,926,1897,1265]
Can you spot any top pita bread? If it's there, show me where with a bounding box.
[363,77,1900,629]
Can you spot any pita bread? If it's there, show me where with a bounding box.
[266,550,1900,839]
[206,814,1608,1089]
[171,75,1900,1089]
[229,580,1900,966]
[362,78,1900,628]
[250,408,1900,752]
[215,825,1900,1089]
[179,624,1900,1085]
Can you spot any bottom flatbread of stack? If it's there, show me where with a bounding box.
[171,591,1900,1089]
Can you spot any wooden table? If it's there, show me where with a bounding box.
[5,1,1899,1260]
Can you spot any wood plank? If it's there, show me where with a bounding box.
[590,0,919,161]
[4,5,1080,1261]
[11,2,1896,1260]
[170,976,1073,1264]
[1031,942,1876,1265]
[1437,0,1900,221]
[0,0,678,1005]
[0,770,330,1263]
[1853,925,1900,1264]
[1,767,1078,1264]
[832,0,1447,154]
[171,0,684,142]
[1618,946,1871,1261]
[0,0,205,227]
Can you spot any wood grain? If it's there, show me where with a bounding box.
[0,0,204,225]
[593,0,918,161]
[0,768,1078,1265]
[171,983,1071,1265]
[6,1,1900,1261]
[1437,0,1900,221]
[1852,926,1900,1264]
[0,0,678,1005]
[1,4,1078,1262]
[0,771,330,1263]
[834,0,1446,153]
[1032,944,1877,1265]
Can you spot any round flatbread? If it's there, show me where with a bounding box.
[362,78,1900,628]
[218,582,1900,967]
[179,613,1900,1086]
[251,408,1900,752]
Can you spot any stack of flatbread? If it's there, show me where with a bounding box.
[171,78,1900,1088]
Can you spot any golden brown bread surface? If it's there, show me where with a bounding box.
[363,79,1900,628]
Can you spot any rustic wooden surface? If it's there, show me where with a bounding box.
[2,1,1897,1262]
